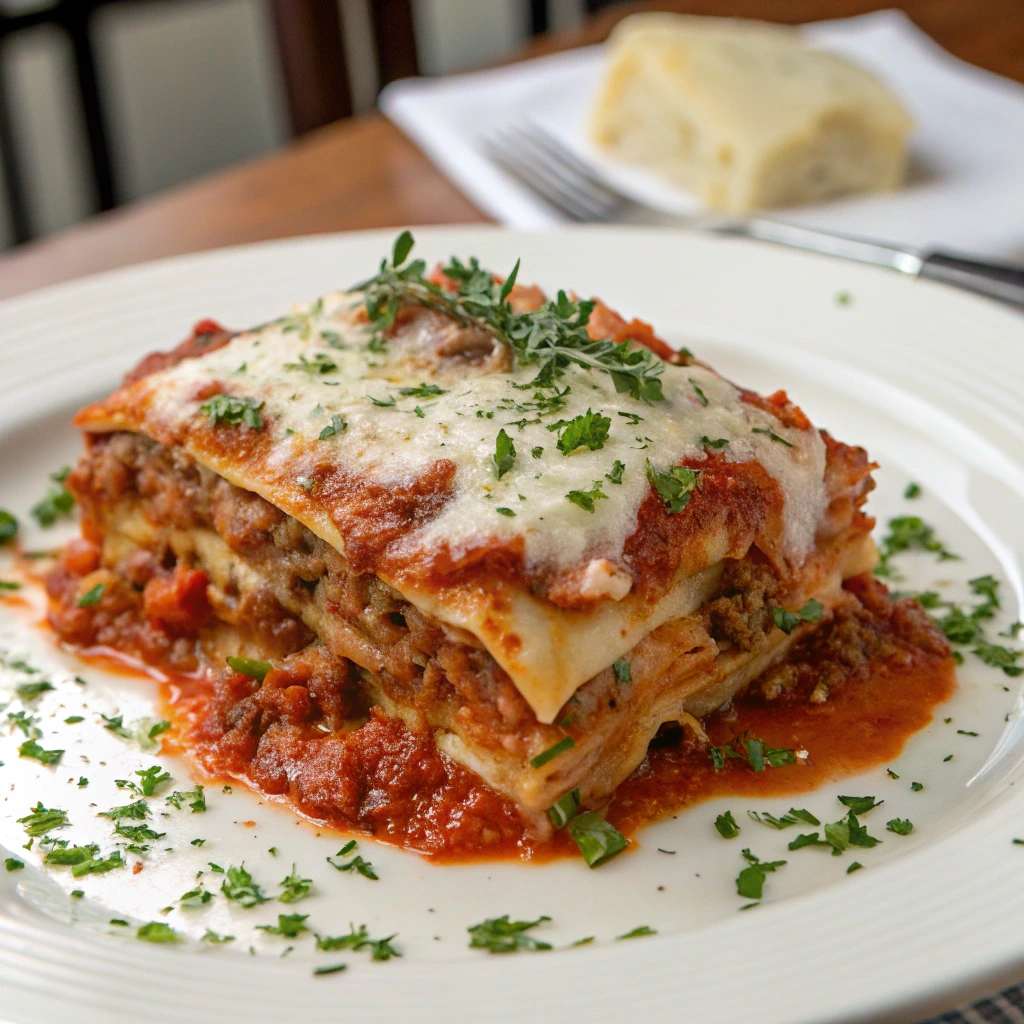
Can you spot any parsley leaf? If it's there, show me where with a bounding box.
[98,800,149,820]
[318,415,347,439]
[567,811,628,868]
[18,738,63,765]
[467,915,552,953]
[18,803,69,836]
[495,506,516,517]
[0,509,18,544]
[714,811,740,838]
[688,378,709,406]
[837,795,882,815]
[137,921,179,944]
[752,426,794,447]
[886,818,914,835]
[399,383,446,398]
[736,849,786,900]
[646,460,697,513]
[199,394,264,429]
[875,515,958,578]
[221,863,270,907]
[565,481,607,513]
[772,598,823,634]
[135,765,171,797]
[904,482,921,499]
[15,680,54,700]
[278,864,313,903]
[327,841,378,880]
[257,913,309,938]
[31,467,75,527]
[284,353,337,375]
[551,409,611,455]
[492,428,516,479]
[605,459,625,484]
[226,656,271,682]
[166,785,206,812]
[617,925,657,939]
[701,435,729,449]
[612,658,631,683]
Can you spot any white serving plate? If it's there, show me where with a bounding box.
[2,227,1024,1024]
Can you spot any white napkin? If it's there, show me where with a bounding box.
[380,9,1024,260]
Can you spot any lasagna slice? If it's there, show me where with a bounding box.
[49,234,876,843]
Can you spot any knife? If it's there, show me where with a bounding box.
[718,219,1024,310]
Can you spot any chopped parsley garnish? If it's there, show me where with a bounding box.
[5,857,24,872]
[772,598,823,634]
[52,847,124,877]
[44,844,98,867]
[399,382,446,397]
[314,963,347,976]
[221,863,270,907]
[886,768,900,779]
[327,840,378,880]
[531,446,544,459]
[547,788,581,829]
[202,929,234,944]
[369,394,396,407]
[76,583,105,607]
[887,818,914,835]
[714,811,740,838]
[98,800,149,821]
[0,579,22,590]
[617,925,657,939]
[788,808,820,826]
[63,715,84,724]
[15,680,54,700]
[612,658,631,683]
[166,786,206,812]
[8,710,40,737]
[972,640,1023,676]
[847,861,863,873]
[565,481,607,513]
[492,428,516,479]
[551,409,611,455]
[135,765,172,796]
[904,482,921,499]
[137,921,179,944]
[837,795,882,815]
[495,507,516,517]
[31,467,75,527]
[530,736,575,769]
[688,378,709,406]
[957,729,979,736]
[748,810,800,830]
[0,509,17,544]
[752,426,794,447]
[710,736,797,773]
[736,849,786,900]
[355,233,666,402]
[645,460,697,513]
[467,915,552,953]
[701,435,729,449]
[100,713,132,739]
[318,415,347,439]
[18,738,63,765]
[284,352,338,375]
[113,822,165,844]
[18,803,68,836]
[605,460,625,484]
[199,394,265,429]
[180,886,213,907]
[911,782,923,791]
[278,864,313,903]
[316,923,401,960]
[257,913,309,938]
[226,656,271,682]
[875,515,958,578]
[567,811,628,868]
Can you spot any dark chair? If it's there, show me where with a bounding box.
[0,0,418,244]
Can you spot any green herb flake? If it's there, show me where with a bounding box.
[531,446,544,459]
[5,858,24,871]
[492,428,516,479]
[605,460,625,484]
[529,736,575,769]
[772,598,823,634]
[904,482,921,499]
[76,583,105,607]
[645,460,697,514]
[567,811,628,868]
[98,800,149,821]
[467,915,552,953]
[18,803,69,836]
[612,658,631,683]
[837,795,882,815]
[886,768,900,779]
[15,680,55,700]
[257,913,309,938]
[714,810,740,839]
[886,818,914,836]
[314,963,347,976]
[64,716,84,724]
[701,435,729,449]
[199,394,264,430]
[284,353,338,375]
[137,921,179,944]
[617,925,657,940]
[911,782,923,791]
[547,788,581,829]
[278,864,313,903]
[847,861,863,874]
[565,481,607,513]
[688,378,709,406]
[0,509,18,544]
[752,426,794,448]
[399,382,446,398]
[736,849,786,900]
[18,738,63,765]
[226,656,272,682]
[788,808,820,826]
[318,415,347,440]
[327,842,378,880]
[221,863,270,907]
[495,507,516,517]
[100,713,132,739]
[31,467,75,527]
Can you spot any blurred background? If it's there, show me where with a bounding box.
[0,0,595,249]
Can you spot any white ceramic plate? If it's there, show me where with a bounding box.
[2,227,1024,1024]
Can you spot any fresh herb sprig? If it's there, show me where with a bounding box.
[353,232,666,402]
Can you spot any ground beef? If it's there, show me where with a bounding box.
[704,557,780,651]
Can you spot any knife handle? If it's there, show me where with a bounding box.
[920,251,1024,310]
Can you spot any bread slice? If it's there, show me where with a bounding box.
[589,14,913,213]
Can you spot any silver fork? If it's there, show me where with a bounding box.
[483,122,1024,310]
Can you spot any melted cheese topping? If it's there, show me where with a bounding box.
[83,289,831,722]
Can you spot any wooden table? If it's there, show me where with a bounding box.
[2,0,1023,301]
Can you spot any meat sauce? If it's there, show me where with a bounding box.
[43,548,955,864]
